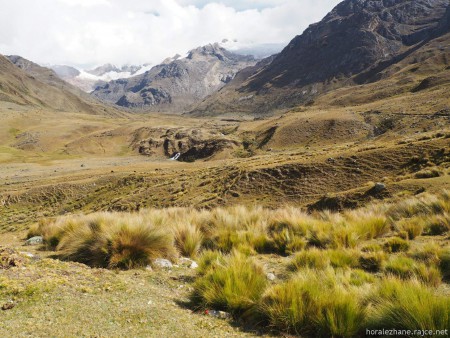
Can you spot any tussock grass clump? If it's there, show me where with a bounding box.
[173,222,203,258]
[35,213,175,269]
[439,249,450,282]
[260,269,366,337]
[359,252,387,272]
[389,191,450,219]
[108,222,174,269]
[397,217,424,239]
[414,168,442,179]
[347,211,390,240]
[383,237,410,253]
[290,249,361,271]
[423,214,450,236]
[366,278,450,332]
[361,243,383,252]
[191,252,267,317]
[328,249,361,268]
[410,242,442,264]
[289,249,330,270]
[384,256,442,287]
[348,269,375,286]
[196,250,226,276]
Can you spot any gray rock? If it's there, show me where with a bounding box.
[24,236,43,246]
[374,182,386,192]
[179,257,199,269]
[266,273,276,281]
[153,258,173,269]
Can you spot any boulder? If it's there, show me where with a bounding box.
[153,258,173,269]
[24,236,43,246]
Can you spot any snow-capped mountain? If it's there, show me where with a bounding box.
[51,63,153,93]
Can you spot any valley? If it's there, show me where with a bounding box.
[0,0,449,336]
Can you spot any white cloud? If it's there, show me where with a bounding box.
[0,0,341,68]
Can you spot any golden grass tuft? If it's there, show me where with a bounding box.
[366,278,450,332]
[173,222,203,258]
[190,251,267,317]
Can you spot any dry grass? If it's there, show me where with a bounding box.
[366,278,450,332]
[24,190,450,336]
[190,251,267,317]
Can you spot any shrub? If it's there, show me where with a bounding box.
[383,237,410,253]
[366,278,450,332]
[173,222,203,258]
[190,252,267,317]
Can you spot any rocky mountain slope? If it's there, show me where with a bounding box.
[1,55,121,115]
[192,0,450,116]
[91,43,256,112]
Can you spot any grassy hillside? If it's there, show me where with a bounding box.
[0,55,124,116]
[1,191,448,336]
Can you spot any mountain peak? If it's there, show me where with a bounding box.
[91,44,257,111]
[244,0,450,90]
[86,64,121,77]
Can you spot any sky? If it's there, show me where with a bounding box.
[0,0,341,68]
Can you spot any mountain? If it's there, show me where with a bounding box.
[90,43,257,112]
[1,55,121,115]
[51,63,153,93]
[192,0,450,115]
[49,65,80,79]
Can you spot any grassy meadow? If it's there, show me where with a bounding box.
[21,190,450,336]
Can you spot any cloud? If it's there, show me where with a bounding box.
[0,0,341,68]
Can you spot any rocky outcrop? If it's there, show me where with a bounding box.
[91,43,256,112]
[133,127,240,162]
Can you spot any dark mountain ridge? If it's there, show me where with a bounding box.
[191,0,450,116]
